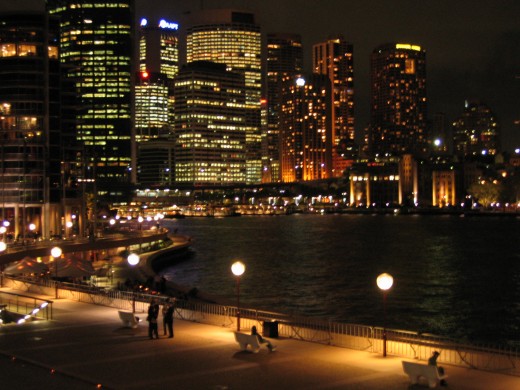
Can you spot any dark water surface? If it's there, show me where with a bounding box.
[160,214,520,346]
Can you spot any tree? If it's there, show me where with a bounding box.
[467,181,502,207]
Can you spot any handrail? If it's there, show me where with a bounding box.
[2,274,519,376]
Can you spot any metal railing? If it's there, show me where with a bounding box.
[3,275,519,376]
[0,290,53,322]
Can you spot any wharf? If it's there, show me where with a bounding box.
[1,292,519,389]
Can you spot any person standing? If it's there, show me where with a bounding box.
[163,298,175,338]
[147,299,159,339]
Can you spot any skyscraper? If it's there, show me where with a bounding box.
[0,12,78,239]
[137,17,179,136]
[452,100,500,157]
[173,61,247,186]
[186,9,262,184]
[280,75,333,182]
[313,36,355,176]
[47,0,135,196]
[369,43,427,158]
[265,33,303,183]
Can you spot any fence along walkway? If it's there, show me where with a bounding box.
[3,275,519,377]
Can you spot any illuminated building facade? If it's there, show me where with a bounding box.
[47,0,135,195]
[349,159,401,207]
[370,43,427,157]
[136,17,179,140]
[265,33,303,183]
[138,17,179,81]
[0,12,79,239]
[313,36,355,176]
[452,100,500,157]
[280,75,333,182]
[186,10,262,184]
[432,169,457,207]
[173,61,247,186]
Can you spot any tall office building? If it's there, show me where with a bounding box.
[452,100,500,157]
[280,75,333,182]
[369,43,427,157]
[0,12,79,239]
[313,36,355,176]
[173,61,247,186]
[265,33,303,183]
[137,17,179,133]
[186,10,262,184]
[47,1,135,197]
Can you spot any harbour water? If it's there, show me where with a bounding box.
[160,214,520,347]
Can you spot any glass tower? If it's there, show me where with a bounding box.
[186,10,262,184]
[47,0,135,195]
[173,61,247,186]
[0,12,78,239]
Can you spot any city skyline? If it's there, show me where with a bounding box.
[2,0,519,152]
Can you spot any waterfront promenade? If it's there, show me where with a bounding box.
[1,291,520,389]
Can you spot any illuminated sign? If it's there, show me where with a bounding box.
[396,43,421,51]
[158,19,179,30]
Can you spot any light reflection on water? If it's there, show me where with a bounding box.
[160,214,520,346]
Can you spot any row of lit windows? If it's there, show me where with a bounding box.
[0,44,58,58]
[69,3,130,9]
[351,175,399,181]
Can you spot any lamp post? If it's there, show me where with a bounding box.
[0,240,6,287]
[51,246,62,299]
[127,253,140,313]
[231,261,245,332]
[377,272,393,357]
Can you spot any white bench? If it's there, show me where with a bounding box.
[118,310,140,329]
[402,360,448,388]
[234,332,261,353]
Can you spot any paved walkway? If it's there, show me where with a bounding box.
[1,291,519,389]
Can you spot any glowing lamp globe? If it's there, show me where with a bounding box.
[231,261,245,277]
[127,253,140,266]
[51,247,62,259]
[377,273,394,291]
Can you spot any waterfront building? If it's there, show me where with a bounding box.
[0,12,80,239]
[186,9,262,184]
[313,36,355,176]
[173,61,247,186]
[369,43,427,158]
[47,0,135,198]
[452,100,500,157]
[265,33,303,183]
[280,74,333,182]
[348,158,401,207]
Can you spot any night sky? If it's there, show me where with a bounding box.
[4,0,520,151]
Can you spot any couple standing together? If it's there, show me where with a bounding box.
[147,298,175,339]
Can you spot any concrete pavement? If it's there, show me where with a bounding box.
[1,291,520,389]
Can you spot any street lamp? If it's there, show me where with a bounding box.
[377,272,394,357]
[127,253,140,312]
[0,240,5,287]
[51,246,63,299]
[231,261,245,332]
